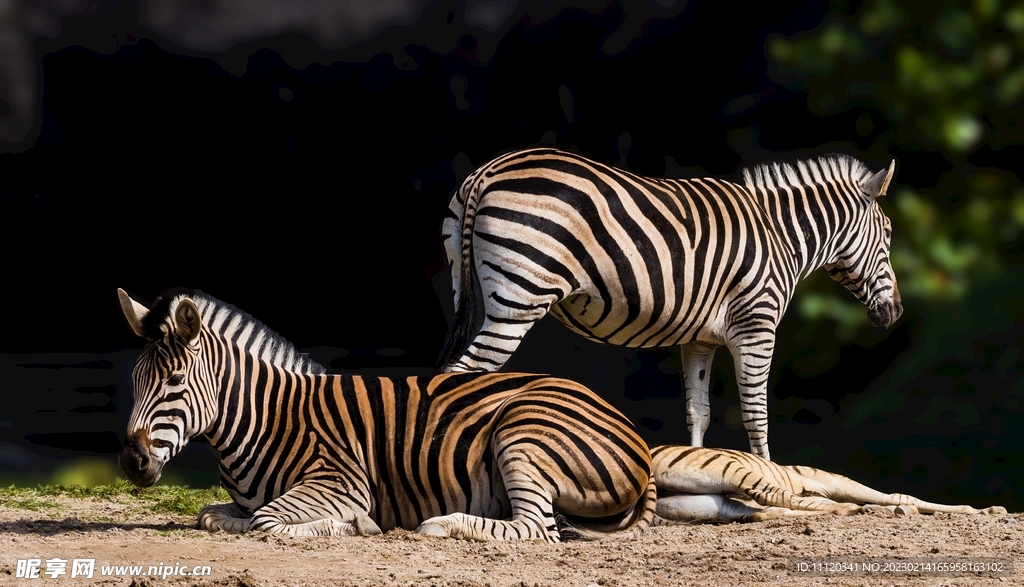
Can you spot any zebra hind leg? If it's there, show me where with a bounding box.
[447,315,545,372]
[415,462,560,542]
[416,507,559,543]
[785,465,1009,516]
[679,343,718,448]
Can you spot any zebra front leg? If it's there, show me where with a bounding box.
[729,335,776,460]
[680,343,718,447]
[247,480,382,537]
[198,502,250,533]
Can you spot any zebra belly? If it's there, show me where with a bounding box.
[550,296,724,349]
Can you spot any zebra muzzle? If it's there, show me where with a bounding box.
[867,300,903,328]
[118,432,163,487]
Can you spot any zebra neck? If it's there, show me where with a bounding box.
[750,187,851,284]
[202,366,348,455]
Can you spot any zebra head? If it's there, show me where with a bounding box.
[116,289,217,487]
[823,159,902,329]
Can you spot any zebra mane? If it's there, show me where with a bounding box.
[140,288,326,375]
[740,153,874,194]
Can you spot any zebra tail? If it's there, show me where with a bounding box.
[436,180,482,370]
[556,473,659,541]
[436,284,475,369]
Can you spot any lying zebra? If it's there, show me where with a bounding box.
[116,288,656,542]
[115,288,1005,540]
[651,445,1007,523]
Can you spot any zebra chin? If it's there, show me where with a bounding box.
[867,300,903,328]
[118,434,164,488]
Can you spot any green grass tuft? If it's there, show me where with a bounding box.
[148,486,231,516]
[0,482,231,516]
[0,495,61,511]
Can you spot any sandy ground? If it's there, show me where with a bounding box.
[0,496,1021,587]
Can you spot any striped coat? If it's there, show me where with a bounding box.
[438,148,902,460]
[116,288,655,541]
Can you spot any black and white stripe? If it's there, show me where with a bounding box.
[437,147,902,461]
[117,288,656,541]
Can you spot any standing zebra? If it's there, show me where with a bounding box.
[438,148,902,461]
[116,288,655,541]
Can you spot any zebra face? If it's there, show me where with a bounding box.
[117,289,213,488]
[824,173,903,329]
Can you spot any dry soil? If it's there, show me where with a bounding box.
[1,497,1021,586]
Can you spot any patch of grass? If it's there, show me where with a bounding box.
[148,486,231,516]
[0,494,61,511]
[32,478,141,499]
[0,482,230,516]
[155,528,202,538]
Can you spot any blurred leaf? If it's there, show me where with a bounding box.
[915,396,981,425]
[766,2,1024,308]
[49,458,120,487]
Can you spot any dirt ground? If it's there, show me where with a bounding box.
[0,496,1021,587]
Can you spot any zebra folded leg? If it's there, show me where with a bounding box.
[198,502,250,533]
[414,464,562,542]
[416,389,653,543]
[416,508,556,542]
[246,482,383,537]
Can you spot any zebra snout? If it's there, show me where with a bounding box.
[867,299,902,329]
[891,300,904,324]
[118,433,162,488]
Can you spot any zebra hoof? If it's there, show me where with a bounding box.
[355,515,383,536]
[894,505,919,517]
[416,523,449,537]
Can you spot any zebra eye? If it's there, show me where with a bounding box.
[167,374,185,386]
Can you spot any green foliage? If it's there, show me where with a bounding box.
[765,0,1024,327]
[48,457,122,488]
[0,482,231,517]
[148,486,232,516]
[0,491,61,511]
[768,0,1024,154]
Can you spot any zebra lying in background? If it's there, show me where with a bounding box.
[650,445,1007,523]
[438,148,903,461]
[116,288,656,541]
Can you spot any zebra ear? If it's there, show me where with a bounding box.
[863,159,896,199]
[117,288,149,338]
[174,298,202,342]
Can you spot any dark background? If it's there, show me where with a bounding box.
[1,0,1021,512]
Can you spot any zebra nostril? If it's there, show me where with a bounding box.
[119,437,152,472]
